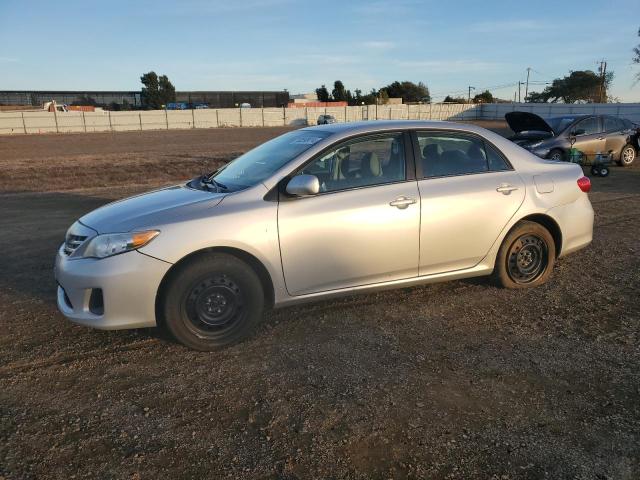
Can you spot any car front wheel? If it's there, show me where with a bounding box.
[493,221,556,289]
[160,253,264,350]
[548,149,564,162]
[618,144,636,166]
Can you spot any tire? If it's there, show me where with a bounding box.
[160,253,264,351]
[619,144,636,167]
[492,221,556,289]
[599,166,610,177]
[590,165,600,176]
[548,149,564,162]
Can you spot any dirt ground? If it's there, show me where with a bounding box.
[1,123,639,479]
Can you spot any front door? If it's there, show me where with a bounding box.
[414,131,526,275]
[278,132,420,295]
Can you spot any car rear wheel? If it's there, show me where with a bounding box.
[618,144,636,166]
[160,253,264,351]
[548,149,564,162]
[492,221,556,289]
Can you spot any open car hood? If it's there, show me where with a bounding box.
[505,111,555,135]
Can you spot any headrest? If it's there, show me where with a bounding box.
[361,152,382,177]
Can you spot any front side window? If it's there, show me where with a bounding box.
[298,133,406,193]
[418,132,506,178]
[572,117,600,136]
[211,130,331,191]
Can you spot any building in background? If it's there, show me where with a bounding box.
[0,90,290,109]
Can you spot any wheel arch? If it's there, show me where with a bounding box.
[155,247,276,324]
[513,213,563,258]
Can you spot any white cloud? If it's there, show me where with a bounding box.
[361,41,395,50]
[470,20,548,33]
[395,59,502,72]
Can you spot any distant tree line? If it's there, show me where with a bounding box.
[315,80,431,105]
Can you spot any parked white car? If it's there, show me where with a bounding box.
[55,121,594,350]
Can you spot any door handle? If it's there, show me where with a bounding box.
[389,196,416,209]
[496,184,518,195]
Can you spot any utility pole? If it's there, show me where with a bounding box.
[525,67,531,102]
[518,81,522,103]
[597,59,607,103]
[468,86,475,103]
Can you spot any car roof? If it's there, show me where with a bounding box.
[302,119,487,136]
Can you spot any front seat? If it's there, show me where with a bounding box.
[359,152,382,181]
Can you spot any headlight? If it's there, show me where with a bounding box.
[82,231,159,259]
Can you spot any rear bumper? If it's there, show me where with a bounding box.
[547,195,594,257]
[54,246,172,330]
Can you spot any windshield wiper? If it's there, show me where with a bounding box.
[199,174,228,193]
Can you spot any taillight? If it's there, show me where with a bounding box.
[577,176,591,193]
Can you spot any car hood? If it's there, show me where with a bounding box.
[79,184,225,233]
[505,111,555,135]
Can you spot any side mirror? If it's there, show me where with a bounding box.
[286,174,320,196]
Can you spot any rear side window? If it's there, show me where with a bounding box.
[417,132,509,178]
[485,143,511,171]
[603,117,625,132]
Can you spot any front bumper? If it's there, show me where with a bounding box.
[55,246,172,330]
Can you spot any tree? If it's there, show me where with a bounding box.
[140,71,176,109]
[525,70,614,103]
[634,27,640,83]
[315,85,330,102]
[443,95,467,103]
[378,89,389,104]
[332,80,348,102]
[473,90,494,103]
[381,81,430,103]
[159,75,176,105]
[140,71,161,109]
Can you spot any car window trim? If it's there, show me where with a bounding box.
[277,129,416,200]
[410,129,514,180]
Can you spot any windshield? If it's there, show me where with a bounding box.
[209,130,331,191]
[547,116,577,134]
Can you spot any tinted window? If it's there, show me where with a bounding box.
[573,117,600,136]
[418,132,490,177]
[299,133,405,192]
[485,142,511,171]
[603,117,625,132]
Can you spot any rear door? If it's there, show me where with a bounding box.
[570,116,605,158]
[602,116,628,156]
[278,132,420,295]
[413,130,525,276]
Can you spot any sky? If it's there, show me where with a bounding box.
[1,0,639,102]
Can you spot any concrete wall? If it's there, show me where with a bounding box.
[1,103,638,135]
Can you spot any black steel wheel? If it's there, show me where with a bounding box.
[506,234,549,284]
[184,274,245,339]
[590,165,600,176]
[599,167,610,177]
[160,253,265,350]
[493,221,556,289]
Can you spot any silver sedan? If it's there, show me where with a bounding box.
[55,121,594,350]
